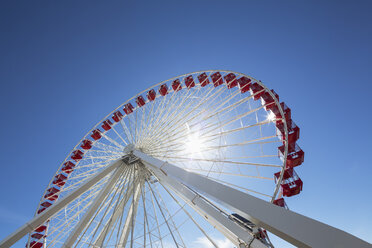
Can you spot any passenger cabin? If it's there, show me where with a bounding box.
[53,173,67,186]
[270,102,291,124]
[172,79,182,91]
[123,103,134,114]
[273,198,288,209]
[28,241,43,248]
[249,82,265,100]
[237,76,251,93]
[71,150,84,162]
[260,90,279,111]
[211,72,224,87]
[136,95,146,107]
[62,161,75,174]
[274,168,303,197]
[184,75,195,89]
[34,225,47,232]
[81,139,92,150]
[224,73,237,89]
[276,119,300,145]
[112,111,123,122]
[37,208,46,214]
[102,120,112,131]
[41,201,52,208]
[197,73,210,87]
[44,187,60,201]
[278,143,304,168]
[159,84,168,96]
[31,233,46,239]
[147,89,156,101]
[91,129,102,140]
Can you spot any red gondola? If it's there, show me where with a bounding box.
[112,111,123,122]
[184,75,195,89]
[136,95,146,107]
[62,161,75,174]
[249,82,265,100]
[147,89,156,101]
[278,143,304,168]
[159,84,168,96]
[71,149,84,162]
[224,73,237,89]
[197,73,210,87]
[172,79,182,91]
[102,120,112,131]
[91,129,102,140]
[123,103,134,115]
[237,76,251,93]
[274,168,303,197]
[81,139,92,150]
[211,72,224,87]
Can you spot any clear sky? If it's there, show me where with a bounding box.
[0,1,371,247]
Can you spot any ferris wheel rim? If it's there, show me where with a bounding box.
[28,69,298,248]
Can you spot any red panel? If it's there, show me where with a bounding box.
[276,120,300,145]
[273,198,287,208]
[184,75,195,89]
[102,120,113,131]
[41,201,52,208]
[278,143,304,168]
[29,241,43,248]
[172,79,182,91]
[37,207,46,214]
[159,84,168,96]
[136,95,146,107]
[260,89,279,110]
[53,173,67,186]
[48,194,59,201]
[249,82,265,100]
[123,103,134,115]
[34,225,47,232]
[147,89,156,101]
[274,168,303,197]
[71,149,84,162]
[62,161,75,174]
[237,76,251,93]
[211,72,224,87]
[112,111,123,122]
[270,102,291,123]
[91,129,102,141]
[31,233,46,239]
[81,139,92,150]
[197,73,210,87]
[44,187,60,201]
[224,73,237,89]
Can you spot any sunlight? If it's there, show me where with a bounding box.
[185,133,204,154]
[267,111,276,122]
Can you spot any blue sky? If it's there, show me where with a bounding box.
[0,1,371,247]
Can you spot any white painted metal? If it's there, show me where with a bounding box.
[93,181,135,246]
[142,160,267,248]
[134,150,372,248]
[0,160,123,248]
[63,164,126,248]
[118,174,143,247]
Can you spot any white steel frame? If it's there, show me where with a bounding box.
[1,152,371,248]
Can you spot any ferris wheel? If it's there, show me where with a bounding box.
[1,71,370,248]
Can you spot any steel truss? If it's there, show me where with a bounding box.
[1,152,370,248]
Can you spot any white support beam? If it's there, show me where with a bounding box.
[94,182,135,247]
[63,164,126,248]
[143,161,267,248]
[0,160,124,248]
[118,179,143,247]
[134,150,372,248]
